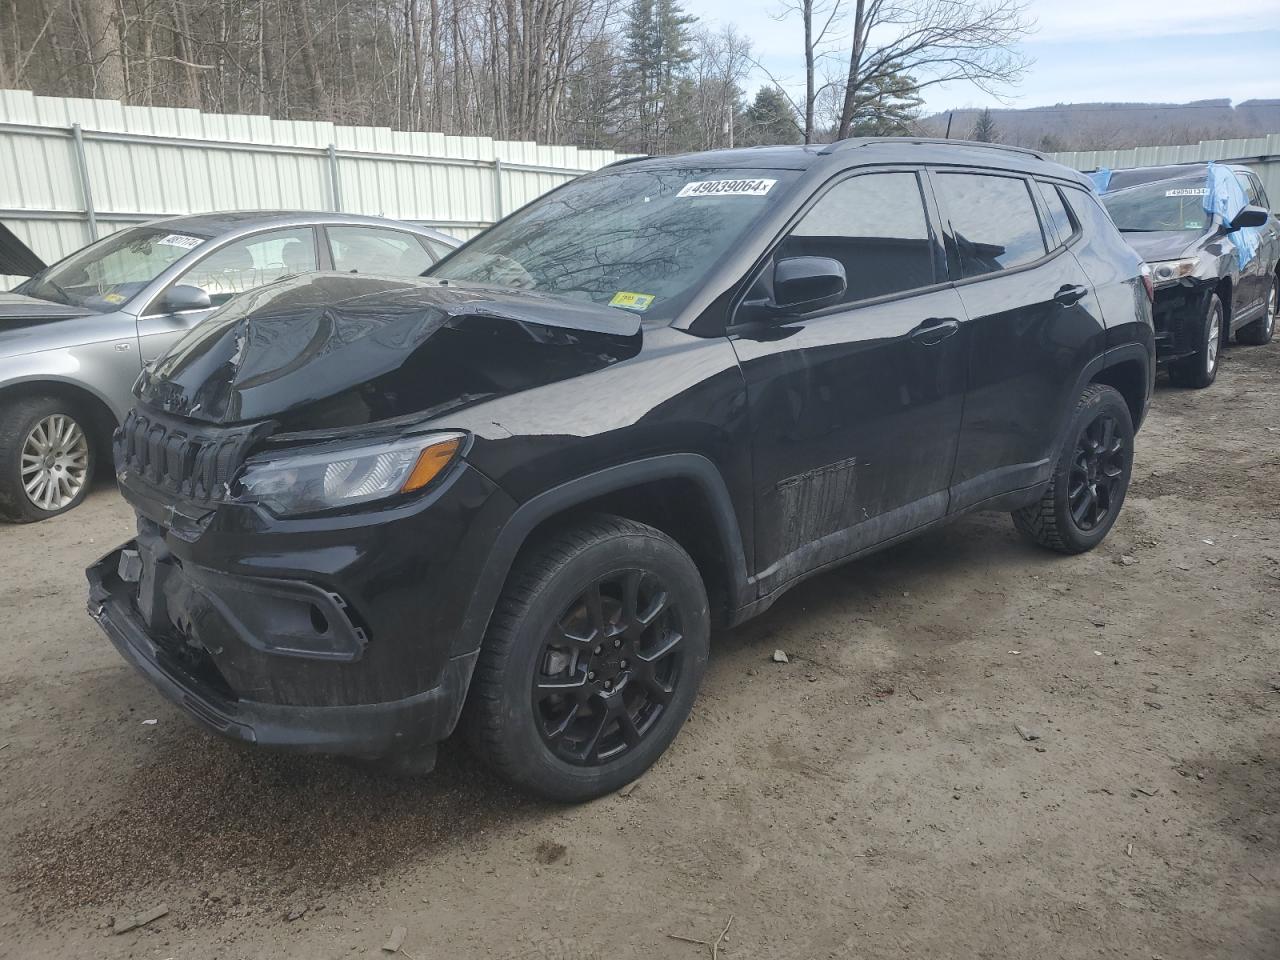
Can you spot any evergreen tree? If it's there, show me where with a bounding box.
[970,107,998,143]
[741,87,802,145]
[624,0,696,152]
[843,72,924,137]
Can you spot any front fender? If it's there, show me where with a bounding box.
[455,453,754,658]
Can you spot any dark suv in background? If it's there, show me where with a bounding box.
[88,139,1155,801]
[1100,162,1279,388]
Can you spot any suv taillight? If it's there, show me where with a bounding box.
[1139,263,1155,302]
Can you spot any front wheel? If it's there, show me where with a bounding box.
[464,515,710,802]
[1236,276,1276,346]
[0,395,96,523]
[1168,292,1224,388]
[1012,383,1134,554]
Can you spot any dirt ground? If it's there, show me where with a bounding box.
[1,341,1277,960]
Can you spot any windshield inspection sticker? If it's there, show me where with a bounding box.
[155,233,204,249]
[677,178,777,199]
[610,291,655,311]
[1166,187,1208,197]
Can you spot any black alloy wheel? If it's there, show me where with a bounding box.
[466,515,710,802]
[1012,383,1134,554]
[1066,411,1126,532]
[533,569,684,766]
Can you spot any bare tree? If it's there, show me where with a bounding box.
[835,0,1032,139]
[80,0,127,98]
[769,0,843,143]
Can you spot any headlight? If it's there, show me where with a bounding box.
[1148,258,1197,285]
[234,432,464,516]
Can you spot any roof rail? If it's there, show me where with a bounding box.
[601,154,651,168]
[819,137,1046,160]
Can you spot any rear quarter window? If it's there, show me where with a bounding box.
[1036,181,1077,248]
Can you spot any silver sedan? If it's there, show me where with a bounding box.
[0,212,459,522]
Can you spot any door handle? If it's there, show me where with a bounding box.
[909,317,960,345]
[1054,284,1089,307]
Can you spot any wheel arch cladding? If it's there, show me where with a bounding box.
[0,380,119,456]
[456,455,753,657]
[1090,358,1147,430]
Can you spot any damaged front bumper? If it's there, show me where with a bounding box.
[85,446,516,762]
[1152,279,1215,364]
[87,543,479,758]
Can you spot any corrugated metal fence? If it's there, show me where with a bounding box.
[3,88,1278,289]
[1048,134,1280,208]
[0,89,630,287]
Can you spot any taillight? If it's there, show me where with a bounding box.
[1139,263,1155,302]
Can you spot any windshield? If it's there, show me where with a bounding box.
[428,167,796,318]
[1102,177,1211,233]
[21,226,209,311]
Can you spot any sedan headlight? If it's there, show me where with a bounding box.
[1148,258,1198,286]
[235,432,464,516]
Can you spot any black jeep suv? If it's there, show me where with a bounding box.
[1100,162,1279,388]
[88,139,1155,801]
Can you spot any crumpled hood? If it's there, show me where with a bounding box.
[136,272,643,427]
[0,291,94,327]
[1122,231,1200,263]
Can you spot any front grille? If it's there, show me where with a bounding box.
[114,408,267,501]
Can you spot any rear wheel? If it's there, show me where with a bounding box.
[1012,383,1134,555]
[0,396,96,523]
[1236,276,1276,346]
[1168,293,1224,388]
[464,515,710,802]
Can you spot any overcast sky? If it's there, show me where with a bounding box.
[693,0,1280,113]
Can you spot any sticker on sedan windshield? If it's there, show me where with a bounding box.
[677,178,777,198]
[100,292,126,304]
[1165,188,1208,197]
[155,233,204,249]
[610,291,656,311]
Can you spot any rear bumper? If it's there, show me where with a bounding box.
[87,545,477,758]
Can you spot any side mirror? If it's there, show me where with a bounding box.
[1228,205,1269,232]
[773,256,847,313]
[163,284,212,313]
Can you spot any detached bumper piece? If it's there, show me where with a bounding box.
[1152,282,1212,364]
[86,542,476,760]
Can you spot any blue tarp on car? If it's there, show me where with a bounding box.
[1204,162,1260,270]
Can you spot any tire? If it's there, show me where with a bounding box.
[0,395,96,523]
[464,515,710,802]
[1168,293,1224,388]
[1012,383,1134,555]
[1236,275,1277,346]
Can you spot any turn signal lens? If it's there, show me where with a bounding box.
[402,436,463,493]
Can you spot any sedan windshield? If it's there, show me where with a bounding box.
[428,167,796,318]
[1101,177,1210,233]
[21,226,208,311]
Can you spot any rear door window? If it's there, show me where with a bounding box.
[422,236,456,261]
[328,226,434,276]
[933,173,1048,279]
[774,170,935,306]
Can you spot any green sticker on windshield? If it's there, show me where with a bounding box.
[610,291,655,311]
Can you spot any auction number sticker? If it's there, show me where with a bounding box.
[155,233,205,249]
[677,178,777,198]
[610,291,655,311]
[1165,188,1208,197]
